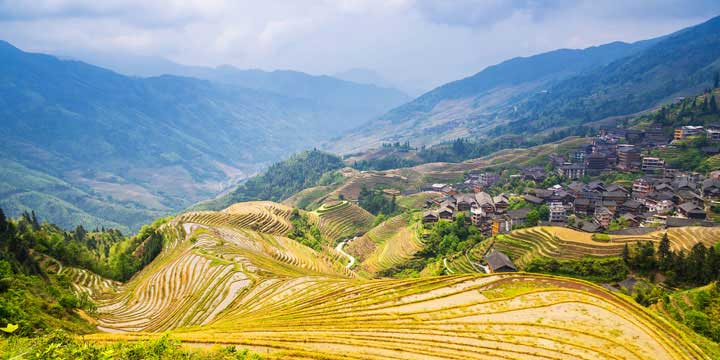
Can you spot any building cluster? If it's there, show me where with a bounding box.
[522,169,720,232]
[421,123,720,234]
[422,190,530,237]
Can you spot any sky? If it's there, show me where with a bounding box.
[1,0,719,94]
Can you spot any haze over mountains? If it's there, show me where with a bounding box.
[330,15,720,154]
[2,15,720,232]
[0,41,407,231]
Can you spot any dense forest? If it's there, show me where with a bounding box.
[194,150,345,210]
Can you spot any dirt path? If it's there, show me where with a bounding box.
[335,237,356,269]
[443,258,454,274]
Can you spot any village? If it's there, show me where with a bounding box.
[422,123,720,243]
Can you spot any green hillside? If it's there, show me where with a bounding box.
[191,150,345,211]
[0,41,371,231]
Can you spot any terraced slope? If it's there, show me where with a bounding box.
[176,201,294,236]
[308,201,375,242]
[485,226,720,268]
[68,205,716,359]
[346,213,424,275]
[87,273,711,360]
[92,219,349,333]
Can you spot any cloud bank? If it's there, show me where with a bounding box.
[1,0,718,92]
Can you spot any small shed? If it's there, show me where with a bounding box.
[484,249,517,273]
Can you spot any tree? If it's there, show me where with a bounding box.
[710,95,718,113]
[715,72,719,89]
[0,208,7,234]
[525,210,540,227]
[658,233,671,271]
[622,243,630,264]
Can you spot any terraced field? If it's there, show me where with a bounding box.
[345,213,424,275]
[176,201,294,236]
[308,201,375,242]
[67,206,717,359]
[482,226,720,268]
[86,273,712,360]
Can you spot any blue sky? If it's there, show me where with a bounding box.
[1,0,719,93]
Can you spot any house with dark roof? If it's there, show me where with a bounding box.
[474,192,495,213]
[523,194,544,205]
[677,202,706,219]
[702,179,720,200]
[456,193,477,211]
[507,208,531,224]
[493,194,510,213]
[484,249,517,273]
[438,207,454,220]
[573,198,592,215]
[620,200,646,215]
[422,211,439,223]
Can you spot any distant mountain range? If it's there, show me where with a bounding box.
[330,15,720,154]
[0,41,407,231]
[62,53,411,131]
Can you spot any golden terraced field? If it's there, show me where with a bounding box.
[481,226,720,268]
[66,202,716,359]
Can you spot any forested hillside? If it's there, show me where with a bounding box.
[333,15,720,154]
[192,150,345,211]
[0,41,368,231]
[502,15,720,134]
[330,37,657,153]
[0,208,167,335]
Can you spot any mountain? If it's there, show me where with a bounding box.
[332,16,720,154]
[191,149,345,211]
[502,15,720,133]
[329,39,658,153]
[0,40,382,231]
[334,67,398,89]
[65,52,411,132]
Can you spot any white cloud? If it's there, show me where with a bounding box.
[0,0,717,93]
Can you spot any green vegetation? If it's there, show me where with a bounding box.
[357,186,398,215]
[0,207,173,335]
[417,128,594,163]
[658,283,720,343]
[625,236,720,288]
[194,150,344,211]
[420,213,483,258]
[287,209,322,251]
[1,332,264,359]
[525,257,628,282]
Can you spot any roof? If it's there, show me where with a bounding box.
[423,211,438,218]
[665,217,715,227]
[523,194,544,204]
[507,208,531,220]
[579,222,601,233]
[678,202,701,212]
[484,249,517,272]
[474,192,494,206]
[493,194,509,204]
[619,277,638,294]
[456,193,477,204]
[622,200,642,209]
[574,198,591,205]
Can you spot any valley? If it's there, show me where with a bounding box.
[3,8,720,360]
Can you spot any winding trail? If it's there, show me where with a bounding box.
[443,258,454,274]
[335,237,356,269]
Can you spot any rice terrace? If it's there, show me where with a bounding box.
[27,201,717,359]
[4,3,720,360]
